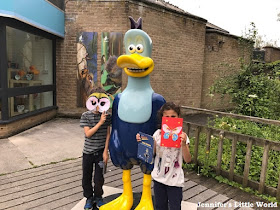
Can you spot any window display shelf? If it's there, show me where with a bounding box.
[9,79,43,117]
[10,79,42,85]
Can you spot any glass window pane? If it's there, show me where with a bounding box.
[6,26,53,87]
[9,91,53,117]
[41,91,54,107]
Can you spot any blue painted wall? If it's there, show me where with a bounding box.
[0,0,64,38]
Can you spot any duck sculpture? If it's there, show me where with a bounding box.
[100,17,165,210]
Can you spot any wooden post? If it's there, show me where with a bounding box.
[243,138,253,187]
[277,171,280,201]
[229,135,238,181]
[186,123,190,137]
[193,126,201,166]
[206,128,212,153]
[258,142,270,194]
[216,131,224,175]
[205,128,212,172]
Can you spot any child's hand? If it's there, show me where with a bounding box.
[136,133,141,142]
[99,111,107,125]
[103,149,109,164]
[180,132,188,146]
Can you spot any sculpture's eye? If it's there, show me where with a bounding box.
[92,101,97,105]
[136,44,144,53]
[100,101,106,106]
[128,44,136,53]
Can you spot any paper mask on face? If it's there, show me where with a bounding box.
[86,92,111,112]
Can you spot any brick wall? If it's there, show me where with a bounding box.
[0,109,57,138]
[264,46,280,63]
[201,31,251,110]
[56,0,207,116]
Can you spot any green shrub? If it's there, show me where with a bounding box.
[210,61,280,120]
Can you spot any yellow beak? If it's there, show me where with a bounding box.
[117,53,154,77]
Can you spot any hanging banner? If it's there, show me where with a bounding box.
[101,32,123,101]
[76,32,98,107]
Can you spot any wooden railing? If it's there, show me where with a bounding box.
[181,106,280,200]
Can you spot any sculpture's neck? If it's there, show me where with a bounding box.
[126,75,153,91]
[118,75,154,123]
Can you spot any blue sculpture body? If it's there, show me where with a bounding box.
[110,92,165,173]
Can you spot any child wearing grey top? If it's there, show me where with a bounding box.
[80,106,111,209]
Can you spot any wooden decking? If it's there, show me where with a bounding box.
[0,158,270,210]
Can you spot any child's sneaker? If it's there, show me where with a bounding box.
[84,197,93,209]
[95,197,105,209]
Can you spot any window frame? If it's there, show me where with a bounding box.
[0,17,57,123]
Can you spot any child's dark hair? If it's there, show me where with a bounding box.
[157,102,181,128]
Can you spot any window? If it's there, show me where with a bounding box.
[7,26,53,87]
[0,24,56,120]
[9,91,53,117]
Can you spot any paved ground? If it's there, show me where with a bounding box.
[0,118,83,175]
[0,117,274,210]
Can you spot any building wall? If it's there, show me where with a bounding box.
[201,32,251,110]
[0,109,57,138]
[264,46,280,63]
[56,0,206,116]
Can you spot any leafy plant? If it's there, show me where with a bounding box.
[210,61,280,120]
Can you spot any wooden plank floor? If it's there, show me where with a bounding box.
[0,158,271,210]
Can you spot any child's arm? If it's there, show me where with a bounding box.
[153,140,156,155]
[84,112,107,138]
[103,126,111,164]
[180,132,192,163]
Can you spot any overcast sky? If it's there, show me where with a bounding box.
[167,0,280,47]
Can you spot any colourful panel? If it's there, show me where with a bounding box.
[76,32,98,108]
[101,32,123,102]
